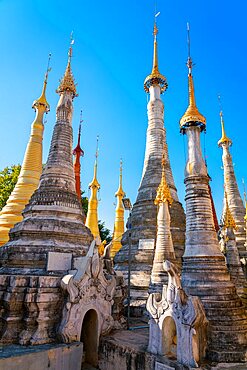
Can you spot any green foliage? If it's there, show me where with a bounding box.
[98,220,112,243]
[0,165,21,211]
[81,192,112,243]
[81,191,88,215]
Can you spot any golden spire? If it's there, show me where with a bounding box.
[222,190,236,229]
[33,53,51,111]
[111,159,126,258]
[0,60,50,246]
[180,23,206,132]
[144,13,168,93]
[154,153,173,205]
[56,33,78,98]
[217,110,232,147]
[85,136,101,240]
[115,159,125,198]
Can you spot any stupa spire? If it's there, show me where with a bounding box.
[111,159,126,258]
[115,13,185,310]
[85,136,101,242]
[73,111,84,200]
[180,25,247,361]
[180,23,206,132]
[57,33,78,98]
[217,96,246,259]
[0,56,51,246]
[144,14,168,94]
[218,110,232,146]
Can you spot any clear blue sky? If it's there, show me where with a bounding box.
[0,0,246,232]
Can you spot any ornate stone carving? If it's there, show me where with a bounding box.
[58,242,117,343]
[147,260,207,368]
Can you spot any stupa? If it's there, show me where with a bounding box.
[0,41,93,345]
[115,20,185,308]
[180,34,247,362]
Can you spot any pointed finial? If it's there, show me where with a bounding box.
[154,150,173,205]
[95,135,99,160]
[89,136,100,190]
[115,158,125,197]
[187,23,193,74]
[78,110,83,145]
[73,109,84,157]
[180,23,206,132]
[217,95,232,146]
[33,53,51,112]
[56,34,78,98]
[222,188,237,229]
[144,11,168,94]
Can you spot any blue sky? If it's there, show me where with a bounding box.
[0,0,246,232]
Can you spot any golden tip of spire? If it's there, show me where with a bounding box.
[32,54,51,112]
[144,14,168,94]
[115,158,125,197]
[154,154,173,205]
[56,37,78,98]
[180,52,206,132]
[218,109,232,146]
[222,190,236,229]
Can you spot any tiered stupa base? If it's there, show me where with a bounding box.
[182,256,247,362]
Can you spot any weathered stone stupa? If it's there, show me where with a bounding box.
[115,22,185,307]
[0,62,50,247]
[0,43,93,345]
[180,48,247,362]
[218,111,247,262]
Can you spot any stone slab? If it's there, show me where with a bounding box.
[0,342,83,370]
[47,252,72,271]
[138,239,155,250]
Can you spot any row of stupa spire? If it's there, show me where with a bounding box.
[0,41,126,254]
[0,20,246,267]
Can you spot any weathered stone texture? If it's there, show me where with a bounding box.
[0,342,83,370]
[182,126,247,363]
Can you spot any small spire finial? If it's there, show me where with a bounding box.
[44,53,52,84]
[144,8,167,94]
[186,22,193,73]
[180,23,206,132]
[56,34,77,98]
[32,53,51,112]
[217,94,232,146]
[68,31,74,63]
[78,110,83,144]
[95,135,99,160]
